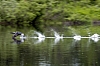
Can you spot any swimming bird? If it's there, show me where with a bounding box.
[11,31,25,38]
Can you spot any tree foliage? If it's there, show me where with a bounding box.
[0,0,100,28]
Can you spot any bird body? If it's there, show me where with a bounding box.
[11,31,25,38]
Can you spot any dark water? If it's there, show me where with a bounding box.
[0,26,100,66]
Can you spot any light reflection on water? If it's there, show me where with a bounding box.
[0,27,100,66]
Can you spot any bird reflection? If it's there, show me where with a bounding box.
[12,37,25,44]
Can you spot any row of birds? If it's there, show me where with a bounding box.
[11,31,100,41]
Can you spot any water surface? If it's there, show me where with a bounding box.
[0,26,100,66]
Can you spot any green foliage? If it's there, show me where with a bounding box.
[1,0,100,28]
[0,0,18,22]
[44,0,100,25]
[0,0,46,27]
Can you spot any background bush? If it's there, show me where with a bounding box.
[0,0,100,28]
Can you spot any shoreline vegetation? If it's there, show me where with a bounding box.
[1,0,100,29]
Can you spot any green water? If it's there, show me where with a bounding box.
[0,26,100,66]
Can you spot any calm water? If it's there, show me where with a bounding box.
[0,26,100,66]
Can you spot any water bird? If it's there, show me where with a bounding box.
[11,31,25,38]
[73,35,81,40]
